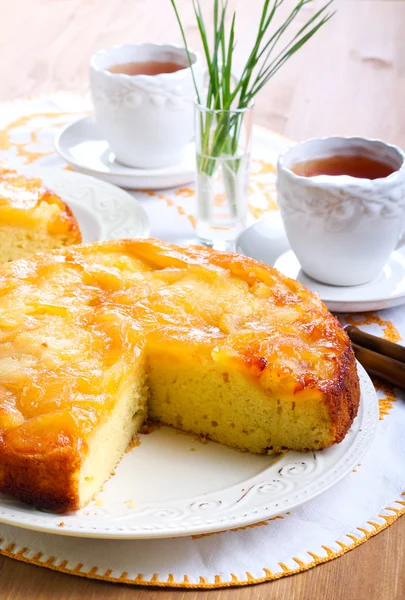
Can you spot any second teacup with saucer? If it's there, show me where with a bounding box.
[276,136,405,287]
[237,136,405,312]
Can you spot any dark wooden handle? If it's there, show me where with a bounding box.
[344,325,405,389]
[344,325,405,363]
[351,343,405,389]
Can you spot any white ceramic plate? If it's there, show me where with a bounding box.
[54,116,196,190]
[20,167,149,240]
[0,363,378,540]
[236,214,405,313]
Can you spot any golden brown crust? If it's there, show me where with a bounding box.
[321,341,360,446]
[0,442,80,512]
[0,238,360,510]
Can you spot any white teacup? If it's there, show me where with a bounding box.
[90,44,203,169]
[276,137,405,286]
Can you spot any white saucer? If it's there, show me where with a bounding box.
[55,116,196,190]
[236,215,405,313]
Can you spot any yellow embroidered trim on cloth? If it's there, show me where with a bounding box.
[0,496,404,588]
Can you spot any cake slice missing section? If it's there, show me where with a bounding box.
[0,239,360,511]
[78,358,148,509]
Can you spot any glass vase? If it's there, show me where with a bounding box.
[195,102,253,251]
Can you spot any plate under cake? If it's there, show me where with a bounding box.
[0,239,360,511]
[0,168,81,262]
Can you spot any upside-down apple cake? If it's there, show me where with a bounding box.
[0,239,359,511]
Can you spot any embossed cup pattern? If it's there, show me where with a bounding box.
[90,44,203,169]
[277,137,405,286]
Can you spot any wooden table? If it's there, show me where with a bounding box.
[0,0,404,598]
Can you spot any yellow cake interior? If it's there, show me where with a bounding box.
[76,349,333,507]
[146,348,332,455]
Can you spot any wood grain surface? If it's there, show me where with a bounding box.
[0,0,404,598]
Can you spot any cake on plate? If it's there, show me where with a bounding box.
[0,168,81,262]
[0,239,360,511]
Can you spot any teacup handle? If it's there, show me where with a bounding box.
[396,234,405,249]
[396,218,405,249]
